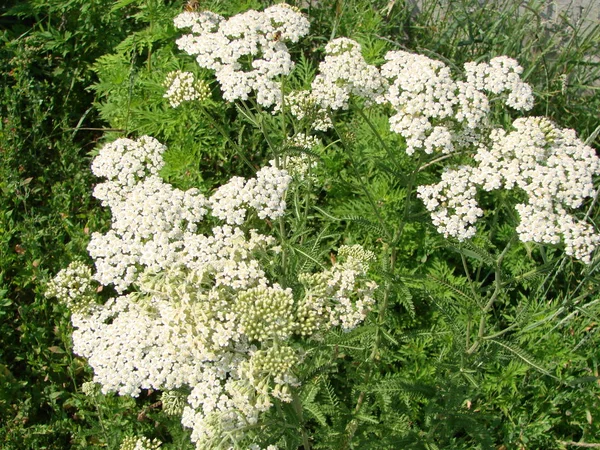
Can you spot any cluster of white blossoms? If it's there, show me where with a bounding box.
[311,38,386,111]
[91,135,164,195]
[119,436,162,450]
[88,136,208,291]
[379,51,457,155]
[287,132,320,150]
[285,38,385,131]
[174,4,309,108]
[45,261,97,312]
[278,36,532,157]
[297,245,378,335]
[418,117,600,263]
[377,52,534,155]
[89,175,208,292]
[163,70,210,108]
[464,56,534,111]
[49,134,378,449]
[417,166,483,240]
[208,161,292,225]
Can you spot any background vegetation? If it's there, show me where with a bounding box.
[1,0,600,448]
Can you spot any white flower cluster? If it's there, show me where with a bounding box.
[89,136,208,292]
[417,166,483,240]
[89,178,208,291]
[297,245,378,335]
[418,117,600,263]
[174,4,309,108]
[280,39,532,155]
[379,51,458,155]
[311,38,386,111]
[91,135,165,196]
[377,52,534,155]
[45,261,96,312]
[285,38,385,132]
[287,132,320,150]
[163,70,210,108]
[208,161,292,225]
[119,436,162,450]
[464,56,534,111]
[53,136,378,449]
[286,90,332,131]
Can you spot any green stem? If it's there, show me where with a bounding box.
[461,253,479,351]
[91,394,109,445]
[197,106,255,172]
[248,98,278,159]
[278,213,288,282]
[356,108,394,161]
[292,392,311,450]
[331,120,392,242]
[343,150,423,450]
[467,238,513,354]
[393,153,422,245]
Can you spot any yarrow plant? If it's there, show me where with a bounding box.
[50,131,378,448]
[174,4,309,108]
[47,3,600,449]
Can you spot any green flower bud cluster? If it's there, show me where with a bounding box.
[119,436,162,450]
[535,116,558,145]
[138,267,210,299]
[235,286,294,341]
[228,376,274,413]
[338,244,376,271]
[270,382,292,402]
[45,261,96,313]
[250,345,297,378]
[296,272,328,336]
[236,345,297,404]
[80,381,100,397]
[161,390,188,416]
[296,245,378,334]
